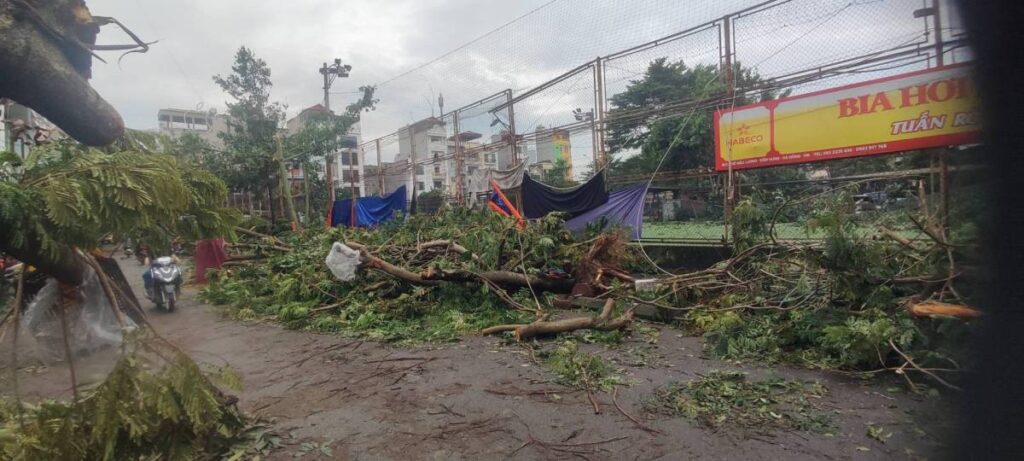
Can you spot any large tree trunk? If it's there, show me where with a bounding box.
[0,0,123,146]
[0,223,88,286]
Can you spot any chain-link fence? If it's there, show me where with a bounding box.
[344,0,975,243]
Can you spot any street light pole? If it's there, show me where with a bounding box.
[318,58,351,224]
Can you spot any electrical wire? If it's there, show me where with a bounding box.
[376,0,566,87]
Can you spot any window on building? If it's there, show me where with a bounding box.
[433,165,441,175]
[341,170,360,182]
[429,136,444,143]
[417,182,425,191]
[484,153,496,163]
[433,180,443,190]
[415,165,425,175]
[431,150,444,157]
[341,151,359,166]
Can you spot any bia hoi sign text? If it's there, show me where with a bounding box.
[714,64,980,171]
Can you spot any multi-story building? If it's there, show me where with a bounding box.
[534,126,573,181]
[489,130,517,170]
[392,117,446,198]
[157,108,230,148]
[285,104,364,197]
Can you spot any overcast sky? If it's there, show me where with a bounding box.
[89,0,552,130]
[87,0,958,169]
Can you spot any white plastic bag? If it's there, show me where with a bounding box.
[21,268,134,363]
[325,242,361,282]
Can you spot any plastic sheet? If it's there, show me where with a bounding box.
[325,242,361,282]
[565,183,648,239]
[520,171,609,219]
[21,268,133,363]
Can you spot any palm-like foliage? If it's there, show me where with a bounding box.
[0,131,240,260]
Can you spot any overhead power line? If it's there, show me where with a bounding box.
[376,0,565,87]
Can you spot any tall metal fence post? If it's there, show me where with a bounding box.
[721,14,735,245]
[594,56,607,171]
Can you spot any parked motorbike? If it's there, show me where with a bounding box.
[145,256,182,312]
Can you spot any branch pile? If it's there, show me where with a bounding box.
[204,212,641,343]
[657,198,981,390]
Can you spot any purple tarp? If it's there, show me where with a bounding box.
[565,183,648,239]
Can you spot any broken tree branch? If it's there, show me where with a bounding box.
[481,299,634,340]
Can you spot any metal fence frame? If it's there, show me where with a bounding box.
[355,0,970,242]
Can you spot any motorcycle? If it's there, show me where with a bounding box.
[145,256,183,312]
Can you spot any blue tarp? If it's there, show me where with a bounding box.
[565,183,648,239]
[330,185,407,228]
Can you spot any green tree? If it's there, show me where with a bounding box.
[540,156,576,187]
[210,46,286,220]
[607,58,783,175]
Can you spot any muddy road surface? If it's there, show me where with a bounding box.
[1,258,952,460]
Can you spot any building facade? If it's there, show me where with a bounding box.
[285,104,364,197]
[157,108,230,148]
[392,117,446,198]
[534,127,573,181]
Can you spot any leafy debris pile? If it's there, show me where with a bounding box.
[0,333,258,460]
[203,210,638,343]
[659,193,979,389]
[646,370,832,432]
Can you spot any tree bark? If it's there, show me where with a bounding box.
[0,224,88,286]
[0,0,123,146]
[481,298,634,340]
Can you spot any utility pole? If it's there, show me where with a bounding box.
[505,89,518,165]
[318,58,352,218]
[593,56,607,170]
[454,110,464,205]
[350,148,359,227]
[376,137,383,195]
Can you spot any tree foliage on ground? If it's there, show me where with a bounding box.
[0,333,256,460]
[201,210,621,343]
[607,58,786,175]
[675,190,978,386]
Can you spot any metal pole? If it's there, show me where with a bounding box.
[320,62,336,214]
[321,62,331,109]
[931,0,950,229]
[594,56,607,170]
[350,149,358,227]
[722,15,734,244]
[933,0,944,67]
[506,89,518,165]
[410,131,417,214]
[376,138,383,194]
[454,110,464,204]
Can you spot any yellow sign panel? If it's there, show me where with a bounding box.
[715,64,981,171]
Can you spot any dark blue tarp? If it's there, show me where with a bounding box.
[565,183,648,239]
[330,185,407,228]
[520,171,609,219]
